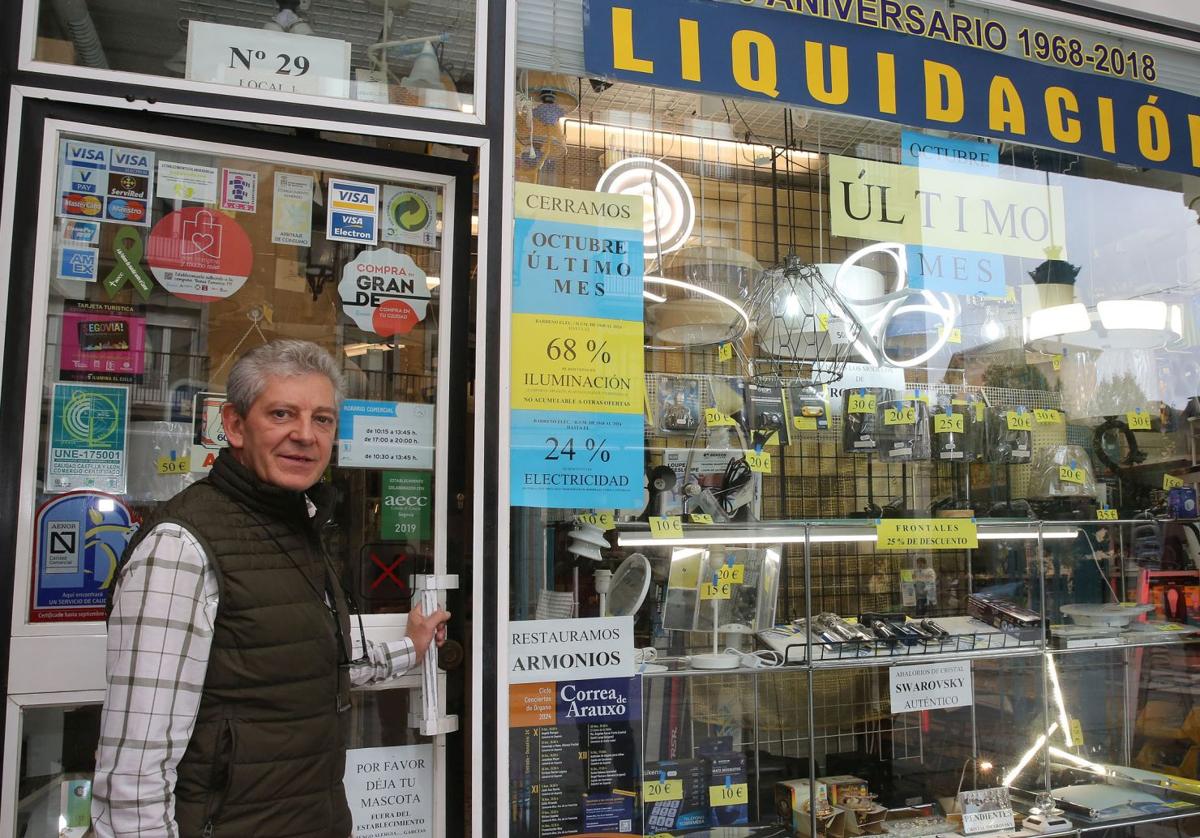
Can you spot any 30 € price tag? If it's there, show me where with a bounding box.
[848,393,876,414]
[156,455,190,475]
[1164,474,1185,491]
[709,783,749,806]
[717,563,745,585]
[744,450,772,473]
[793,416,818,431]
[1059,465,1086,485]
[701,579,733,600]
[717,343,733,362]
[1007,410,1032,431]
[1097,509,1118,521]
[934,413,963,434]
[643,779,683,802]
[649,516,683,539]
[884,406,916,426]
[1127,409,1152,430]
[705,408,736,427]
[1069,719,1085,745]
[575,511,614,529]
[691,513,714,525]
[1035,409,1062,424]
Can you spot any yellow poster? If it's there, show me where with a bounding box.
[877,518,979,550]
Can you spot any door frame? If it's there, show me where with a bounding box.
[0,94,481,838]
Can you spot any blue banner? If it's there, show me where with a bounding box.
[583,0,1200,176]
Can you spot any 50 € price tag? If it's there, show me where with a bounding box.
[1007,410,1032,432]
[1035,409,1062,424]
[848,393,876,414]
[705,408,736,427]
[933,413,963,434]
[1164,474,1185,491]
[643,779,683,802]
[1097,509,1118,521]
[575,511,614,529]
[701,580,733,600]
[884,406,916,426]
[709,783,749,806]
[649,516,683,539]
[1127,409,1152,430]
[744,450,772,473]
[156,455,190,475]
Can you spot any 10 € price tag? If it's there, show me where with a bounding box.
[575,511,614,529]
[744,450,772,473]
[1164,474,1185,490]
[701,579,734,600]
[156,455,190,475]
[1007,410,1032,431]
[649,516,683,539]
[643,779,683,802]
[705,408,736,427]
[709,783,749,806]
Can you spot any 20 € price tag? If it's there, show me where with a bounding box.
[717,564,745,585]
[156,455,190,475]
[701,580,733,600]
[575,511,614,529]
[1097,509,1118,521]
[848,393,876,414]
[1059,465,1086,484]
[643,779,683,802]
[705,408,736,427]
[1007,410,1032,431]
[691,513,714,525]
[649,516,683,538]
[1164,474,1185,491]
[884,406,916,426]
[744,450,772,473]
[1035,409,1062,424]
[933,413,963,434]
[709,783,749,806]
[1127,409,1152,430]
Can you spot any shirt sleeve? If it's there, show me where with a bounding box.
[91,523,218,838]
[347,637,418,687]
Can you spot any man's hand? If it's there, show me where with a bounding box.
[405,603,451,661]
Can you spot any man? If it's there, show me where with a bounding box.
[92,339,450,838]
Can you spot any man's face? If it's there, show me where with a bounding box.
[221,373,337,491]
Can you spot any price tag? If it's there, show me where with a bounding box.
[718,342,733,362]
[934,413,964,434]
[1005,286,1017,303]
[817,313,829,332]
[575,511,615,529]
[905,390,930,405]
[709,783,749,806]
[1164,474,1185,491]
[705,408,736,427]
[1069,719,1085,745]
[701,579,734,600]
[1035,409,1062,424]
[1007,410,1032,432]
[975,402,986,423]
[937,325,962,344]
[793,416,818,431]
[1052,354,1063,371]
[1059,465,1086,485]
[1127,409,1152,431]
[1165,801,1192,809]
[643,779,684,802]
[691,513,714,525]
[649,516,683,539]
[745,450,772,473]
[717,563,745,585]
[1158,623,1187,632]
[1097,509,1118,521]
[156,454,190,475]
[848,393,877,414]
[884,406,916,426]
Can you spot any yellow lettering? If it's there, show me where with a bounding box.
[1045,86,1081,144]
[732,30,780,97]
[924,60,964,123]
[876,52,897,114]
[1098,97,1117,154]
[1137,95,1171,162]
[805,41,850,105]
[612,7,654,74]
[679,19,701,82]
[988,75,1026,134]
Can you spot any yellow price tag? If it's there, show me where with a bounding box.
[975,402,985,423]
[817,313,829,332]
[717,563,745,585]
[649,516,683,539]
[701,580,734,600]
[905,391,930,405]
[705,408,736,427]
[933,413,964,434]
[745,450,772,473]
[643,779,684,802]
[709,783,749,807]
[1052,354,1063,371]
[1165,801,1192,809]
[1007,410,1032,432]
[1059,466,1086,485]
[1069,719,1084,746]
[1097,509,1118,521]
[884,406,916,426]
[156,455,190,475]
[848,393,877,414]
[1127,409,1152,430]
[1164,474,1185,491]
[937,325,962,344]
[1005,286,1017,303]
[793,416,818,431]
[575,511,615,529]
[1159,623,1187,632]
[691,514,714,525]
[718,342,733,362]
[1035,409,1062,424]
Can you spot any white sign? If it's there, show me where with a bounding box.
[344,745,433,838]
[825,362,907,411]
[328,178,380,245]
[338,400,433,469]
[508,616,635,684]
[272,172,314,247]
[958,788,1016,835]
[186,21,351,98]
[382,186,438,247]
[157,162,219,203]
[339,248,430,337]
[889,659,973,713]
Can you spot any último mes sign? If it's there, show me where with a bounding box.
[876,518,978,550]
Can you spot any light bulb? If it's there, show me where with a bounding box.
[784,293,802,319]
[982,316,1005,342]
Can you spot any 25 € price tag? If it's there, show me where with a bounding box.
[1035,409,1062,424]
[575,511,614,529]
[701,579,733,600]
[717,563,745,585]
[709,783,749,806]
[717,343,733,362]
[744,450,772,473]
[691,513,714,525]
[1097,509,1118,521]
[848,393,876,414]
[156,455,190,475]
[1059,465,1086,484]
[1007,410,1032,431]
[643,779,683,802]
[649,516,683,538]
[1164,474,1185,491]
[1127,409,1152,430]
[705,408,736,427]
[884,406,916,426]
[934,413,963,434]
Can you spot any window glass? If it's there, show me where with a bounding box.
[33,1,477,116]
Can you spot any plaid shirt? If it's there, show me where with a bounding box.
[91,522,417,838]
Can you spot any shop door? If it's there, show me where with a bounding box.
[0,102,474,838]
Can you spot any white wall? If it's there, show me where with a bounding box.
[1057,0,1200,33]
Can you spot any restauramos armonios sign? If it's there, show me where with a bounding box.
[583,0,1200,175]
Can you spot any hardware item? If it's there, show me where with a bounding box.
[657,375,701,434]
[1060,602,1154,628]
[877,397,931,462]
[746,380,791,447]
[1092,415,1147,473]
[842,388,894,454]
[787,383,830,430]
[812,612,876,645]
[1028,445,1098,499]
[967,594,1043,640]
[1168,487,1197,518]
[987,406,1032,464]
[919,619,949,639]
[932,400,973,462]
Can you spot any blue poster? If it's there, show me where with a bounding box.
[47,383,129,494]
[31,491,138,623]
[511,410,644,509]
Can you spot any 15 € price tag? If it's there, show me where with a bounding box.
[701,579,733,600]
[643,779,683,802]
[1007,410,1032,431]
[709,783,749,806]
[705,408,736,427]
[156,455,190,475]
[744,450,772,473]
[848,393,876,414]
[1127,409,1152,430]
[1059,466,1086,484]
[1035,409,1062,424]
[575,511,614,529]
[649,516,683,539]
[884,406,916,426]
[934,413,963,434]
[1164,474,1185,490]
[717,563,745,585]
[1097,509,1118,521]
[691,513,714,525]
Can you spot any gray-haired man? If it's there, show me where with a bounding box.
[92,339,449,838]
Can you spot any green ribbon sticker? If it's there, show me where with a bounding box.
[103,227,153,301]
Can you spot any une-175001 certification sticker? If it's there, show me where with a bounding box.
[46,383,129,494]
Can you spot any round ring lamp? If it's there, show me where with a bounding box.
[646,245,759,347]
[596,157,695,256]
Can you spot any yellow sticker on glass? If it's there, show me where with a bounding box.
[933,413,964,434]
[649,516,684,539]
[793,416,818,431]
[643,779,684,802]
[709,783,749,807]
[1052,354,1063,371]
[691,514,714,525]
[884,405,916,426]
[1007,410,1032,432]
[745,450,772,473]
[848,393,877,414]
[1127,409,1152,431]
[717,563,745,585]
[1069,719,1084,746]
[718,342,733,362]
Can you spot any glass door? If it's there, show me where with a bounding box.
[0,105,474,838]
